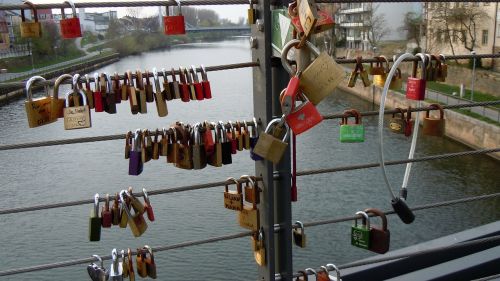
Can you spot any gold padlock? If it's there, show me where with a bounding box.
[241,175,259,204]
[253,118,290,164]
[24,76,53,128]
[254,228,266,266]
[389,68,403,90]
[20,1,42,38]
[121,190,148,237]
[238,184,260,231]
[63,88,91,130]
[224,177,243,211]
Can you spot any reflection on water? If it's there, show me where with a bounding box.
[0,38,498,281]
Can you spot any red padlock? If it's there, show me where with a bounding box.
[190,65,204,100]
[163,0,186,35]
[59,0,82,39]
[203,121,215,155]
[113,72,121,103]
[226,121,237,154]
[178,66,190,102]
[93,72,104,112]
[200,65,212,99]
[404,106,414,137]
[285,92,323,135]
[142,188,155,222]
[406,54,427,100]
[280,72,301,117]
[101,194,112,228]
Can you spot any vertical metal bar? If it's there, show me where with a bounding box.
[251,0,276,279]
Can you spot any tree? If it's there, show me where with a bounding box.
[364,4,390,48]
[400,12,423,49]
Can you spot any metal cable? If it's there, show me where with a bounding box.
[1,192,499,277]
[0,230,253,277]
[0,62,259,89]
[472,274,500,281]
[1,101,498,152]
[276,234,500,280]
[296,148,500,177]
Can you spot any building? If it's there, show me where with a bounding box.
[53,9,117,35]
[423,2,499,62]
[336,3,419,51]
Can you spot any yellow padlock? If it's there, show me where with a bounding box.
[20,1,42,38]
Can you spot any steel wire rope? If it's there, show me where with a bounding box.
[0,147,497,216]
[0,101,498,152]
[0,192,499,277]
[275,234,500,280]
[0,61,260,89]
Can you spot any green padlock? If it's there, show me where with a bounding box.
[89,193,102,242]
[351,211,370,249]
[340,109,365,143]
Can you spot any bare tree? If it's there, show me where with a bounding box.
[126,7,143,31]
[365,4,390,48]
[399,11,423,49]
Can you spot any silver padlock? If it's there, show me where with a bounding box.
[87,255,109,281]
[109,248,123,281]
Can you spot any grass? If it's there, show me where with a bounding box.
[0,51,85,73]
[425,98,499,126]
[426,81,500,109]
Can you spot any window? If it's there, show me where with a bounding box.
[482,30,489,45]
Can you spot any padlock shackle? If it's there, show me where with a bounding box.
[144,70,151,86]
[62,0,77,18]
[133,129,142,151]
[64,88,87,107]
[391,107,404,119]
[355,56,364,73]
[190,65,199,83]
[170,67,177,82]
[294,220,304,234]
[93,72,101,91]
[92,255,104,268]
[136,70,144,90]
[178,66,187,83]
[53,73,73,98]
[406,106,412,122]
[364,208,388,231]
[296,271,308,281]
[252,117,259,138]
[326,264,341,281]
[142,188,151,205]
[23,1,38,22]
[305,268,317,276]
[144,245,155,263]
[264,117,289,141]
[200,64,209,81]
[93,193,100,217]
[120,190,134,219]
[280,39,320,75]
[25,75,49,100]
[426,103,444,119]
[354,211,370,229]
[102,72,112,94]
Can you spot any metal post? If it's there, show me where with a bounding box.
[471,50,476,102]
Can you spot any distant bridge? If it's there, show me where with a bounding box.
[184,23,250,33]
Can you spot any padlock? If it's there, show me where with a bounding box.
[295,270,308,281]
[208,122,223,167]
[135,70,147,114]
[59,0,82,38]
[389,68,403,90]
[184,67,197,100]
[372,56,389,87]
[425,54,437,82]
[167,127,180,164]
[111,192,121,226]
[143,245,157,279]
[242,121,251,150]
[436,54,448,82]
[144,70,154,103]
[121,190,148,237]
[238,185,260,231]
[89,193,101,242]
[126,71,139,114]
[102,73,117,114]
[92,72,104,112]
[163,0,185,35]
[351,211,370,250]
[169,67,181,99]
[141,129,153,163]
[142,188,155,222]
[161,68,173,101]
[152,129,160,160]
[297,0,318,41]
[70,73,85,107]
[20,1,42,38]
[254,228,266,266]
[235,121,244,151]
[109,248,124,281]
[121,250,129,278]
[126,248,135,281]
[174,124,194,170]
[404,106,414,137]
[113,72,122,104]
[87,255,109,281]
[293,221,306,248]
[192,124,207,170]
[423,103,445,137]
[364,208,390,254]
[219,121,233,165]
[83,74,95,109]
[160,128,169,157]
[248,0,256,24]
[178,66,191,102]
[339,109,364,143]
[241,175,259,204]
[289,1,334,35]
[119,192,129,229]
[319,264,342,281]
[280,70,302,117]
[129,130,143,176]
[347,66,358,88]
[250,118,264,160]
[127,187,145,214]
[406,53,427,100]
[125,131,132,159]
[389,108,406,134]
[368,56,386,75]
[224,177,243,211]
[136,249,147,278]
[63,88,91,130]
[152,68,168,117]
[203,120,215,155]
[50,74,72,121]
[226,121,238,154]
[190,65,204,100]
[200,65,212,99]
[285,91,323,135]
[281,39,344,105]
[24,76,53,128]
[357,56,371,87]
[101,193,112,228]
[253,117,290,164]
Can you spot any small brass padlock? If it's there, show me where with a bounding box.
[253,118,290,164]
[423,103,445,137]
[51,74,72,121]
[241,175,259,204]
[20,1,42,38]
[224,177,243,211]
[238,193,260,231]
[254,228,266,266]
[120,190,148,237]
[293,221,306,248]
[389,108,406,134]
[63,88,91,130]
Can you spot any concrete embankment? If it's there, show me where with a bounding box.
[339,82,500,160]
[0,53,120,104]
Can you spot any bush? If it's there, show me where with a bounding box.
[468,57,482,69]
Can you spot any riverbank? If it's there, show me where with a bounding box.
[340,82,500,160]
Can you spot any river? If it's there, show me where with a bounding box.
[0,38,499,281]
